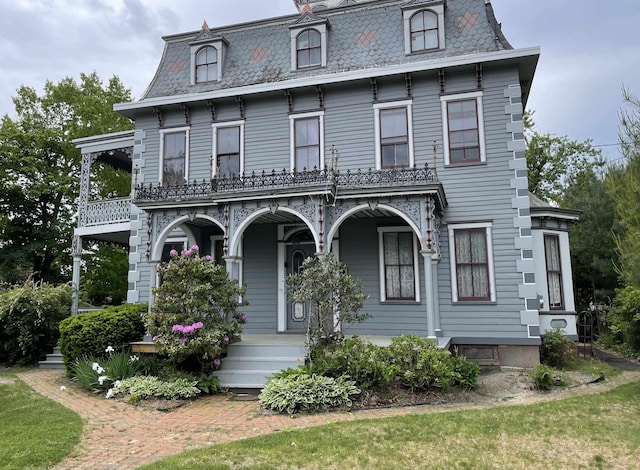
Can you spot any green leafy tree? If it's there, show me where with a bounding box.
[608,88,640,288]
[525,111,604,204]
[561,168,621,309]
[0,72,133,283]
[286,254,369,348]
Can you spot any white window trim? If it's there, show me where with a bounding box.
[403,3,445,55]
[290,24,328,71]
[211,120,245,179]
[209,234,224,265]
[289,110,325,172]
[540,230,575,312]
[448,222,496,302]
[159,126,190,185]
[190,41,225,85]
[377,226,421,303]
[373,100,415,170]
[441,91,486,166]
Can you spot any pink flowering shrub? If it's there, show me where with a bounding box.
[144,245,247,373]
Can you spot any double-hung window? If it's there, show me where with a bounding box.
[160,128,189,186]
[449,223,495,302]
[441,92,486,165]
[213,121,244,179]
[378,227,420,302]
[544,234,564,309]
[290,112,324,172]
[374,101,414,170]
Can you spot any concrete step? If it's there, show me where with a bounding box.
[224,342,306,359]
[215,370,282,389]
[38,359,65,370]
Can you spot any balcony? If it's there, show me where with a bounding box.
[134,164,442,206]
[80,197,132,228]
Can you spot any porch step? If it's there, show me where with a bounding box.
[216,339,306,389]
[38,347,65,370]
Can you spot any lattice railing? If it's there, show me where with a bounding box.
[83,198,132,227]
[134,164,438,202]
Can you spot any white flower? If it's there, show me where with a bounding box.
[60,386,67,391]
[105,388,115,399]
[91,362,100,371]
[105,346,115,353]
[113,380,121,389]
[129,355,139,363]
[98,375,109,385]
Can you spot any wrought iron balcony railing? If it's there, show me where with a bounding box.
[134,164,438,203]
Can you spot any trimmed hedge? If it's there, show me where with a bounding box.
[59,304,147,365]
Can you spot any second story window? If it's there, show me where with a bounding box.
[160,128,189,186]
[295,117,320,171]
[441,91,486,165]
[296,29,321,69]
[380,108,409,168]
[374,100,414,170]
[410,10,439,52]
[195,46,218,83]
[213,121,244,179]
[290,111,324,172]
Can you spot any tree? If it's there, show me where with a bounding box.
[0,73,133,283]
[608,88,640,288]
[525,111,604,204]
[286,254,369,348]
[561,168,621,309]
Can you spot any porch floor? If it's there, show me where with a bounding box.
[239,334,451,349]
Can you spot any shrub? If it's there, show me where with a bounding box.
[0,282,71,365]
[529,364,566,391]
[69,349,153,393]
[387,335,480,392]
[259,370,361,414]
[144,246,246,374]
[112,376,201,400]
[59,304,147,365]
[605,286,640,353]
[169,372,221,395]
[541,329,576,368]
[310,337,395,391]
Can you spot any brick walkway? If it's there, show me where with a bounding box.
[17,368,640,470]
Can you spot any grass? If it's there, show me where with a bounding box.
[0,373,83,470]
[141,379,640,470]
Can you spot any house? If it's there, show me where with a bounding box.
[69,0,579,385]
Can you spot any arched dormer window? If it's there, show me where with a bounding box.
[410,10,438,52]
[402,1,445,55]
[195,46,218,83]
[296,29,322,68]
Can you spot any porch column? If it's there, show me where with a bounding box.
[223,255,243,283]
[432,258,442,334]
[148,261,160,309]
[70,235,82,315]
[421,250,437,338]
[78,152,95,228]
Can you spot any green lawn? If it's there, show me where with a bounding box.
[0,373,83,470]
[141,379,640,470]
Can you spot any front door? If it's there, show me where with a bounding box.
[286,242,315,331]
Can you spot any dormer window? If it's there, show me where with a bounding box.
[195,46,218,83]
[189,33,227,85]
[297,29,322,69]
[410,10,438,52]
[289,12,329,71]
[402,2,445,54]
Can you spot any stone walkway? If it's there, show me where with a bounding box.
[17,366,640,470]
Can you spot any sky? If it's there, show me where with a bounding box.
[0,0,638,162]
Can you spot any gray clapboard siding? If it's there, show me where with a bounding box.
[241,224,278,333]
[338,217,428,337]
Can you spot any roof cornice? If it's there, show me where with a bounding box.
[115,46,539,116]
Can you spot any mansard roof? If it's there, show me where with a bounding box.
[126,0,533,110]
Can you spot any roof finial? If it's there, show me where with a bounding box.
[202,19,210,31]
[302,1,312,13]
